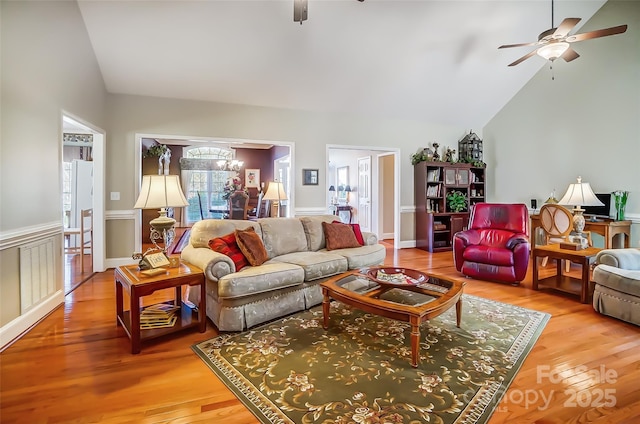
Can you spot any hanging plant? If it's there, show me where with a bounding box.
[446,190,467,212]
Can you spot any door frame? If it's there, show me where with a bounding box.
[326,145,400,249]
[133,134,295,253]
[61,112,106,273]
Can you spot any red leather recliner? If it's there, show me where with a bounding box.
[453,203,530,285]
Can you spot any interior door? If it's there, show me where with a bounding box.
[357,156,371,232]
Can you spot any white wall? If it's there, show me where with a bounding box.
[0,1,107,330]
[483,0,639,246]
[104,94,466,256]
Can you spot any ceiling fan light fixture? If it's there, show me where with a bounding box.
[537,42,570,61]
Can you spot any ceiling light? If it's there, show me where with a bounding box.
[536,42,570,61]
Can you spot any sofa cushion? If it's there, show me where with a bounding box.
[323,221,361,250]
[322,243,386,269]
[462,245,514,266]
[272,251,348,281]
[208,232,248,272]
[217,262,305,299]
[260,217,309,258]
[235,227,268,266]
[300,215,340,251]
[189,219,261,248]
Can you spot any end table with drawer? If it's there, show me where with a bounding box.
[114,261,206,353]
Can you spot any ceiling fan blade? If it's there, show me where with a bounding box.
[553,18,581,38]
[498,42,538,49]
[507,50,538,67]
[561,47,580,62]
[566,24,628,42]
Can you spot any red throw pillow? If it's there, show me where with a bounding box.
[332,220,365,246]
[350,223,365,246]
[235,227,269,266]
[323,221,361,250]
[208,232,249,272]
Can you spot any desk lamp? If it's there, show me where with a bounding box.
[558,176,604,236]
[134,175,189,254]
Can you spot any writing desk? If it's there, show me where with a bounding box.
[530,215,631,249]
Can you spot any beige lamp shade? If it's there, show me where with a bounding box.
[134,175,189,210]
[262,181,288,202]
[558,176,603,235]
[558,177,604,208]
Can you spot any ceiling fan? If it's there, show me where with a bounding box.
[498,0,627,67]
[294,0,364,25]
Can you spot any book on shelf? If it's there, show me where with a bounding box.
[426,168,440,182]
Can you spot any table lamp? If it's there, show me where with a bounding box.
[263,181,288,217]
[328,185,336,205]
[344,185,352,205]
[134,175,189,254]
[558,176,604,235]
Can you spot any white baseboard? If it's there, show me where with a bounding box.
[398,240,416,249]
[0,290,64,351]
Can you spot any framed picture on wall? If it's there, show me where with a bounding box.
[303,169,319,185]
[245,169,260,188]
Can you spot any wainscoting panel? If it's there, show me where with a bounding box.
[19,238,56,314]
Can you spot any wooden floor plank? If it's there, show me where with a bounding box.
[1,246,639,423]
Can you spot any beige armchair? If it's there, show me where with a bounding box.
[592,249,640,326]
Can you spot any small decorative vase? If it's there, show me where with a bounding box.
[613,191,628,221]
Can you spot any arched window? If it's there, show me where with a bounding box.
[180,147,235,223]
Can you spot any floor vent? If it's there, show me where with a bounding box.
[19,238,56,314]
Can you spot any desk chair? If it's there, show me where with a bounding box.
[63,208,93,273]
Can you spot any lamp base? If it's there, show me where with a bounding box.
[149,208,177,253]
[572,207,586,234]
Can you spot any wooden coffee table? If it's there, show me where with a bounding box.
[321,267,465,368]
[115,262,206,353]
[532,244,601,303]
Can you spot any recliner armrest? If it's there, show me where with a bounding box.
[454,229,481,247]
[505,234,529,250]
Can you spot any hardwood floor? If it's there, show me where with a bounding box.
[2,245,639,423]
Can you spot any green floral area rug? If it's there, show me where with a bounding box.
[192,294,550,424]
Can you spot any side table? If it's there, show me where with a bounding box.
[532,244,601,303]
[333,205,353,223]
[114,262,206,354]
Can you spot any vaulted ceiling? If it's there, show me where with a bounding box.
[77,0,608,130]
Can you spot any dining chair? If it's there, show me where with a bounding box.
[228,191,250,220]
[63,208,93,273]
[539,203,591,271]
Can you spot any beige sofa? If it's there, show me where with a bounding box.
[592,248,640,326]
[181,215,386,331]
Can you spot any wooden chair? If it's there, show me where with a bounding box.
[539,204,591,271]
[248,191,264,221]
[63,208,93,273]
[228,191,249,220]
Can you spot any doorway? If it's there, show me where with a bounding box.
[327,145,399,249]
[61,113,105,294]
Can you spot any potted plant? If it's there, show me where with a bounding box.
[144,144,169,158]
[446,190,467,212]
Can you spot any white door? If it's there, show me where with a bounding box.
[357,156,371,232]
[70,159,93,247]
